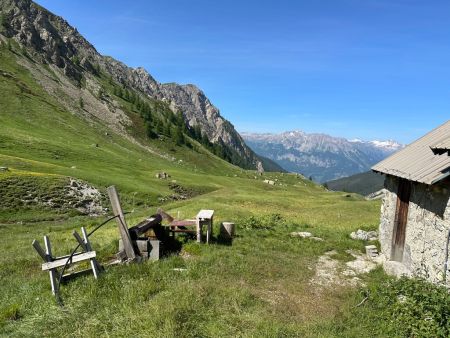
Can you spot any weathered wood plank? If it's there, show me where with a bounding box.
[107,186,136,260]
[82,227,101,279]
[128,215,162,240]
[44,236,59,295]
[196,218,201,243]
[157,208,174,223]
[42,251,96,271]
[32,239,47,261]
[54,252,90,260]
[169,220,197,227]
[197,209,214,220]
[73,230,88,252]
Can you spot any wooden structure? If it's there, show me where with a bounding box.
[32,227,101,296]
[220,222,235,239]
[372,120,450,285]
[107,186,166,262]
[196,209,214,243]
[160,208,215,244]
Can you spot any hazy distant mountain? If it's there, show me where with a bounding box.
[242,131,403,182]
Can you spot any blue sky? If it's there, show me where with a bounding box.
[36,0,450,143]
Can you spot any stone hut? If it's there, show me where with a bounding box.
[372,120,450,285]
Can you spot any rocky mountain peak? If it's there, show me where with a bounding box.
[0,0,262,170]
[242,130,403,182]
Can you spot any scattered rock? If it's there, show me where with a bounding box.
[310,251,361,287]
[345,250,378,274]
[290,231,312,238]
[263,179,275,185]
[66,178,105,216]
[350,229,378,241]
[365,189,385,200]
[310,249,381,288]
[365,245,378,258]
[256,161,264,174]
[0,167,9,172]
[310,236,324,241]
[156,172,170,179]
[397,295,407,303]
[70,166,77,169]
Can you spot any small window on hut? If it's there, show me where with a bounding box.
[391,178,411,262]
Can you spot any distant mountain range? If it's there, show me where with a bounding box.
[242,131,403,182]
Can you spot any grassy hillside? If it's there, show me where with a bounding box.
[326,171,385,196]
[1,43,449,337]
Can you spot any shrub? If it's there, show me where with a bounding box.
[239,213,287,230]
[366,277,450,337]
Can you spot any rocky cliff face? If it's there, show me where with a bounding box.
[242,131,403,182]
[0,0,261,169]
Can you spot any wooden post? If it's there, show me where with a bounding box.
[196,210,215,244]
[220,222,235,238]
[32,239,47,261]
[44,236,58,295]
[196,218,202,243]
[206,219,211,244]
[107,186,136,260]
[206,215,213,244]
[81,227,101,279]
[73,230,88,251]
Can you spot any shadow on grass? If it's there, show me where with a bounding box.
[215,235,233,246]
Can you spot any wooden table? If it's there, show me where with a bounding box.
[196,210,214,243]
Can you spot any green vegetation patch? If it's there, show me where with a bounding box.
[334,276,450,337]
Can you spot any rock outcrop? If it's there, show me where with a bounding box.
[0,0,261,169]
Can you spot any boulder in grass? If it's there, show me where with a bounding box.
[290,231,312,238]
[350,229,378,241]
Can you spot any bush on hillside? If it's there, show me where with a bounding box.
[239,213,288,230]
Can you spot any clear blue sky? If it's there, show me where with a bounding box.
[36,0,450,143]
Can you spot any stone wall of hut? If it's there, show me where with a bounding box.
[379,175,450,285]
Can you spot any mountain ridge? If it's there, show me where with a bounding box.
[0,0,269,170]
[242,130,403,182]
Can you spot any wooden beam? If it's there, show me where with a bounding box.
[32,239,47,261]
[107,186,136,260]
[73,230,88,252]
[81,227,101,279]
[196,218,201,243]
[157,208,174,223]
[42,251,96,271]
[44,236,59,295]
[128,215,162,240]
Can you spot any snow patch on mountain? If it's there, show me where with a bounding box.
[241,131,403,182]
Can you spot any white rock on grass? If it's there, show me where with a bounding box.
[290,231,312,238]
[350,229,378,241]
[310,236,324,241]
